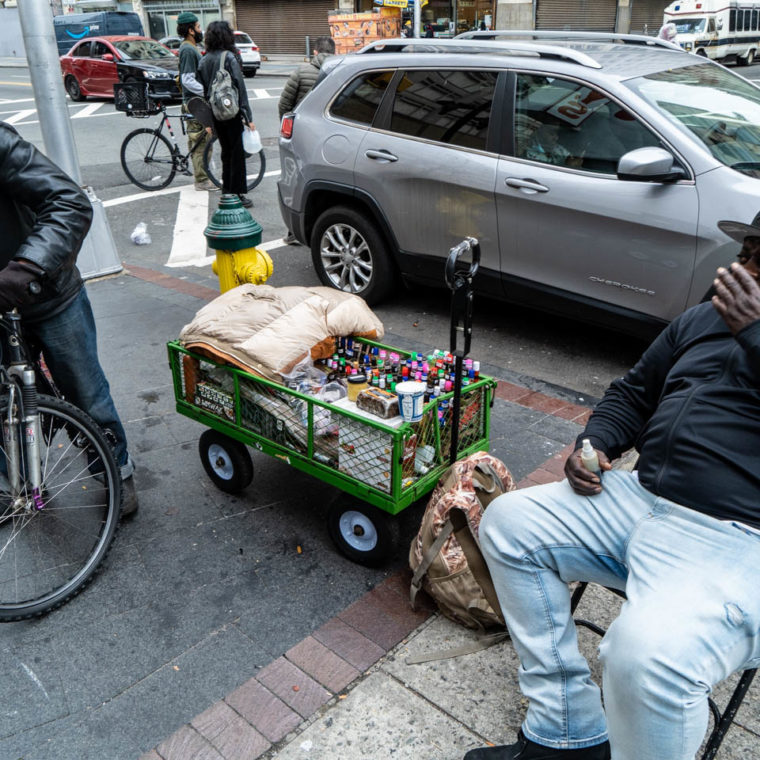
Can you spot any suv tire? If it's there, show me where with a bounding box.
[311,205,395,305]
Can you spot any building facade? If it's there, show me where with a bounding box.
[123,0,668,54]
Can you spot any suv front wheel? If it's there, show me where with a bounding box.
[311,206,394,305]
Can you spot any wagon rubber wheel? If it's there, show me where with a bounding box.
[327,496,398,566]
[198,430,253,494]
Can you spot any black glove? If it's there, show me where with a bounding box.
[0,259,45,313]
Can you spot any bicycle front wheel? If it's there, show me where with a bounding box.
[204,135,266,192]
[0,395,121,621]
[120,127,177,190]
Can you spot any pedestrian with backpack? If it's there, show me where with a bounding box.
[176,11,214,192]
[198,21,254,208]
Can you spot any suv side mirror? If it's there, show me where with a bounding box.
[617,147,686,182]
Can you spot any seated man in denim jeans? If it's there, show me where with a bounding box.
[0,121,137,517]
[466,214,760,760]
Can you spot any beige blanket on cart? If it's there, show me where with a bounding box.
[179,284,384,382]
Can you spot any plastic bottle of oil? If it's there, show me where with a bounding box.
[580,439,601,476]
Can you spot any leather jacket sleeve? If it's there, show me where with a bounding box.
[0,122,92,278]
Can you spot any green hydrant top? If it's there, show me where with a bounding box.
[204,194,263,252]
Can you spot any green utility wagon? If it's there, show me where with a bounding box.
[168,338,496,565]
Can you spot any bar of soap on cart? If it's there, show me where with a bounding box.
[356,387,399,419]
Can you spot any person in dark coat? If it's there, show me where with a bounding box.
[198,20,255,208]
[277,36,335,119]
[0,122,137,515]
[463,214,760,760]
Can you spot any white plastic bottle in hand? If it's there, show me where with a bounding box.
[580,439,601,476]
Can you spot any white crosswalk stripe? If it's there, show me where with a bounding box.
[2,87,282,126]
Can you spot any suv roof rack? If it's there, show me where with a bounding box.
[358,38,604,69]
[455,29,683,52]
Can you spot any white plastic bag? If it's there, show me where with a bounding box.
[242,127,262,156]
[130,222,151,245]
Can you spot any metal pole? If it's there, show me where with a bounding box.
[17,0,82,184]
[305,35,311,57]
[18,0,123,280]
[413,0,422,37]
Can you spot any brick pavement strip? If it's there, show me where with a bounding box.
[191,701,271,760]
[311,617,386,671]
[225,678,303,744]
[256,657,332,718]
[156,724,224,760]
[286,636,361,693]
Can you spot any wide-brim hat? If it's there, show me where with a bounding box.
[718,211,760,243]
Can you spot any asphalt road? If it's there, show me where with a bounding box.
[3,61,760,399]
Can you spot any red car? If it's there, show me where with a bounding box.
[60,35,180,101]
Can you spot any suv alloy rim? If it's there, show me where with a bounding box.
[320,223,373,293]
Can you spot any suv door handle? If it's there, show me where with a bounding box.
[505,177,549,193]
[365,149,398,162]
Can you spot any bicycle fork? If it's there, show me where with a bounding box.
[2,333,43,511]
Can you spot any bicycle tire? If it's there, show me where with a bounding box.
[120,127,177,191]
[0,395,121,621]
[203,135,266,192]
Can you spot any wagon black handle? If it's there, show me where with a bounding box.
[445,236,480,292]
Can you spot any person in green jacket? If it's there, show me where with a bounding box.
[177,11,215,191]
[277,36,335,120]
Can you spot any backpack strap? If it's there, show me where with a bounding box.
[448,505,505,627]
[410,517,454,611]
[218,49,227,76]
[406,630,508,665]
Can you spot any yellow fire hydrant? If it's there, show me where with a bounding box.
[204,194,273,293]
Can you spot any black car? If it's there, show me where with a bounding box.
[60,36,180,101]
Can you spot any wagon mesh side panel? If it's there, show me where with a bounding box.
[338,416,395,494]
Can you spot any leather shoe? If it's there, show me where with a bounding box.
[464,731,610,760]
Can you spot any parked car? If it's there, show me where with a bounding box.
[278,34,760,336]
[60,36,180,101]
[234,31,261,77]
[158,36,206,56]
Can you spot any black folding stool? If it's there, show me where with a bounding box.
[570,582,757,759]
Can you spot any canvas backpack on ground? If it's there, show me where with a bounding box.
[409,451,515,638]
[209,50,239,121]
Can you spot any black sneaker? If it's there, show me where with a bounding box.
[464,731,610,760]
[238,194,253,208]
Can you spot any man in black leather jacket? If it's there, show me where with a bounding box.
[0,122,137,516]
[465,218,760,760]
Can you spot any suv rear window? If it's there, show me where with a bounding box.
[389,69,497,151]
[330,71,394,125]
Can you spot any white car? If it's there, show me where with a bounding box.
[234,31,261,77]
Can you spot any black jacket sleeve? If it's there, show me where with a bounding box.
[0,122,92,278]
[576,318,681,458]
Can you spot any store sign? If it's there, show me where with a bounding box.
[547,87,609,126]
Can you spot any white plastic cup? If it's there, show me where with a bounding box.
[396,381,426,423]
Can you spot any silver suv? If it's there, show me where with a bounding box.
[278,34,760,335]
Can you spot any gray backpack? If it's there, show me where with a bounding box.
[209,50,239,121]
